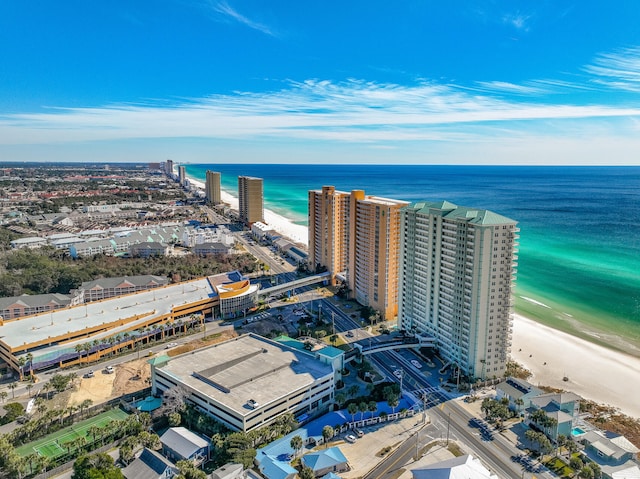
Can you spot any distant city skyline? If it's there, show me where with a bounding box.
[1,1,640,165]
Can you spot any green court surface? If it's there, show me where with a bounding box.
[17,408,129,459]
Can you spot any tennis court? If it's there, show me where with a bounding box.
[17,408,129,459]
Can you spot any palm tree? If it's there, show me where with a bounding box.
[26,352,33,376]
[17,357,26,380]
[322,425,334,448]
[387,394,399,414]
[335,393,347,410]
[368,401,378,419]
[347,385,359,398]
[347,403,358,423]
[358,402,368,420]
[290,435,303,458]
[8,382,17,399]
[0,391,7,403]
[26,382,33,398]
[79,399,93,418]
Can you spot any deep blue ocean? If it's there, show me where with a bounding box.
[185,164,640,355]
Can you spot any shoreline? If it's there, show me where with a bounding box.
[187,173,640,418]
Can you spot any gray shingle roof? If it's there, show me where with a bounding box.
[122,448,176,479]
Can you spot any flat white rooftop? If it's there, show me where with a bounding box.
[0,278,214,351]
[157,334,332,417]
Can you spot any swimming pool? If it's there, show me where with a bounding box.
[571,427,586,436]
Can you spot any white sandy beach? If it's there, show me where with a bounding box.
[189,175,640,418]
[512,314,640,418]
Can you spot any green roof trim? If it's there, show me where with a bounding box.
[404,201,516,225]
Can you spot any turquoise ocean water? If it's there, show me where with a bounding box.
[185,164,640,356]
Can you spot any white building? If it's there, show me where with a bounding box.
[398,201,519,379]
[151,334,335,432]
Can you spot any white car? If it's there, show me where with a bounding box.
[393,369,403,379]
[105,366,115,374]
[410,359,422,369]
[345,434,357,443]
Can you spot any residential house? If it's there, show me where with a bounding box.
[579,430,640,479]
[210,463,246,479]
[193,242,232,256]
[411,454,498,479]
[495,377,543,415]
[527,392,581,442]
[160,427,210,465]
[301,447,349,477]
[257,455,297,479]
[122,448,177,479]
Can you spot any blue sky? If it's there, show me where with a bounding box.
[1,1,640,165]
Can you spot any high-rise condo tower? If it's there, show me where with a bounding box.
[238,176,264,226]
[398,201,519,379]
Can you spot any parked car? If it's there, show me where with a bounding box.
[354,429,364,438]
[345,434,357,443]
[104,366,115,374]
[83,370,94,378]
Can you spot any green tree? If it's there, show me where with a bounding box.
[290,435,303,458]
[49,373,71,394]
[358,402,368,420]
[347,385,359,398]
[3,402,25,422]
[322,425,334,448]
[386,394,399,414]
[367,401,378,419]
[335,393,347,409]
[299,466,315,479]
[175,460,207,479]
[347,403,358,422]
[168,412,182,427]
[72,452,124,479]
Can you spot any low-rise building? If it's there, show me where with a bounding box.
[160,427,210,465]
[74,275,169,303]
[301,447,349,477]
[411,455,498,479]
[578,430,640,479]
[122,448,177,479]
[10,237,47,249]
[129,242,170,258]
[526,392,581,442]
[495,377,543,414]
[151,333,336,432]
[0,293,71,321]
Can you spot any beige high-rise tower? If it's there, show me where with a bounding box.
[238,176,264,226]
[205,170,222,205]
[308,186,407,321]
[398,201,519,380]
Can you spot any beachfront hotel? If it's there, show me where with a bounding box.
[308,186,408,321]
[205,170,222,205]
[398,201,519,380]
[178,165,186,187]
[150,333,336,432]
[238,176,264,226]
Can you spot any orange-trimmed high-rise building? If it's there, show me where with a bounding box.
[308,186,408,321]
[238,176,264,226]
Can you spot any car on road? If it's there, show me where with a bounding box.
[393,369,403,379]
[410,359,422,369]
[345,434,357,443]
[165,342,178,349]
[83,370,94,378]
[104,366,115,374]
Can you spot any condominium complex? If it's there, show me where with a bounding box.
[308,186,408,321]
[205,170,222,205]
[398,201,519,379]
[238,176,264,226]
[178,166,186,187]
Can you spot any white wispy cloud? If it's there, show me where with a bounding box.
[585,46,640,91]
[502,12,532,31]
[473,81,548,95]
[210,1,275,36]
[1,79,639,148]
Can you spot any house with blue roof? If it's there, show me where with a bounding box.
[301,447,349,477]
[258,455,297,479]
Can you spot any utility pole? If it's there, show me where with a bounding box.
[331,311,335,335]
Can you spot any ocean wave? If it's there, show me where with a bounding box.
[520,296,551,309]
